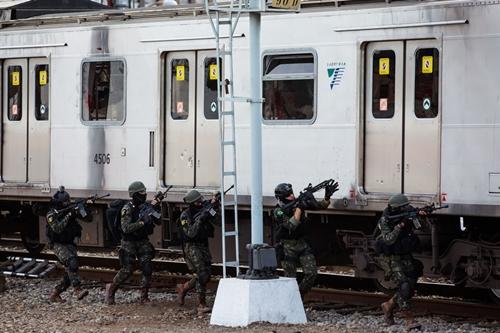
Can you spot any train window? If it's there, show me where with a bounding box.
[415,48,439,118]
[7,66,22,121]
[171,59,189,120]
[262,53,315,122]
[82,60,125,124]
[372,50,395,119]
[35,65,49,121]
[204,57,220,120]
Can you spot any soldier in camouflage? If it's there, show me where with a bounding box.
[46,186,91,302]
[176,190,216,314]
[105,181,159,305]
[377,194,426,330]
[273,181,338,298]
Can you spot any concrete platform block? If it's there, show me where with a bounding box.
[210,277,306,327]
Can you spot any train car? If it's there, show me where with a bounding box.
[0,0,498,297]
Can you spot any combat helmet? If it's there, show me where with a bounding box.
[128,181,146,197]
[275,183,293,201]
[388,194,409,208]
[183,190,203,204]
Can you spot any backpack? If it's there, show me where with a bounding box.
[106,199,127,245]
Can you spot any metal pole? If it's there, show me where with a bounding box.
[249,11,263,244]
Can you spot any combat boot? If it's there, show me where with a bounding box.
[176,282,190,306]
[140,287,150,304]
[49,288,65,303]
[105,283,117,305]
[74,287,89,301]
[381,296,396,325]
[197,293,211,314]
[401,310,422,331]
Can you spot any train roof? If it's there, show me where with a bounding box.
[0,0,484,30]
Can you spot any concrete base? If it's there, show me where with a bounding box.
[210,277,306,327]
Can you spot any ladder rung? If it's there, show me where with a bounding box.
[223,200,236,206]
[223,171,236,176]
[224,261,239,267]
[224,231,237,237]
[221,111,234,116]
[223,140,235,146]
[221,50,232,56]
[219,19,232,25]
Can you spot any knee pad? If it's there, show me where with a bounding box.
[198,270,210,286]
[141,261,153,277]
[68,257,79,273]
[400,281,412,299]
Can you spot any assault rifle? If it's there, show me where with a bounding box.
[139,185,173,225]
[194,184,235,220]
[386,203,449,230]
[56,193,111,219]
[281,179,337,212]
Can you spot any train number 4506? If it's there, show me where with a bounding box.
[94,153,111,165]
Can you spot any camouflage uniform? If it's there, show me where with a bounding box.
[273,199,329,295]
[179,207,215,296]
[377,207,424,311]
[112,201,155,289]
[46,208,84,294]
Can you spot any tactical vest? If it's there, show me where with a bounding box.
[273,206,308,241]
[122,202,154,242]
[375,208,420,255]
[46,210,82,244]
[179,208,214,245]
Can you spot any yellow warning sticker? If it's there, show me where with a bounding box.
[209,64,218,80]
[422,56,433,74]
[176,65,185,81]
[12,71,20,86]
[379,58,390,75]
[39,70,48,85]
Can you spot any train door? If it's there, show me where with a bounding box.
[403,41,440,194]
[28,58,50,183]
[364,40,440,195]
[164,51,220,187]
[364,42,404,193]
[3,59,28,182]
[195,51,220,187]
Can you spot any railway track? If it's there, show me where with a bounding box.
[2,248,499,322]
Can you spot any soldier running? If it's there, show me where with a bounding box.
[272,181,338,299]
[105,181,159,305]
[176,190,217,314]
[46,186,92,302]
[377,194,426,330]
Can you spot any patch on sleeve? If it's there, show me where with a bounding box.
[121,206,129,217]
[181,219,189,226]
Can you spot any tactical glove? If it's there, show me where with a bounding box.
[325,181,339,200]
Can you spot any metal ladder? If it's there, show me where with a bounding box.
[205,0,247,278]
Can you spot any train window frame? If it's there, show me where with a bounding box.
[7,65,23,121]
[170,58,190,121]
[261,49,317,125]
[80,57,126,126]
[371,50,396,119]
[414,48,439,119]
[35,64,49,121]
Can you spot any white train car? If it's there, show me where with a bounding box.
[0,0,499,294]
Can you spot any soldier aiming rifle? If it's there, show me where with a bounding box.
[273,179,339,299]
[46,186,108,303]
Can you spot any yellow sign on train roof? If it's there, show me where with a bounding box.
[270,0,300,11]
